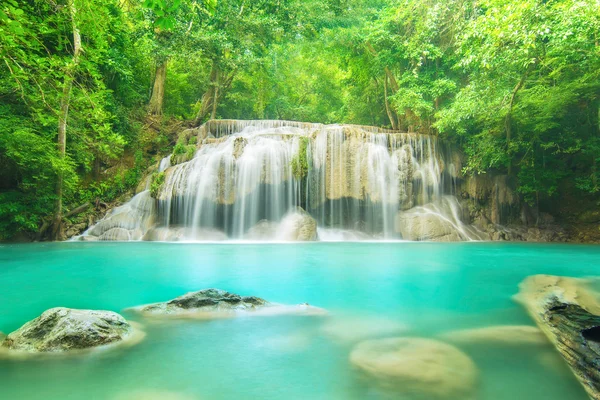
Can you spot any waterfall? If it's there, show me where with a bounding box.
[82,120,484,241]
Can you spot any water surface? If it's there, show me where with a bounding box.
[1,242,599,399]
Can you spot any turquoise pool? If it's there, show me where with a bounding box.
[1,242,599,399]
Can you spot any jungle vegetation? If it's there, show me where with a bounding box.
[0,0,599,239]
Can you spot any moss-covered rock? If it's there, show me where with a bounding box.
[1,308,139,353]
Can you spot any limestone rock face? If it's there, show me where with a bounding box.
[99,227,132,241]
[129,288,325,318]
[1,308,134,353]
[277,207,318,241]
[350,337,478,399]
[83,191,155,241]
[396,211,460,241]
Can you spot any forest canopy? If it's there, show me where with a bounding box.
[0,0,599,239]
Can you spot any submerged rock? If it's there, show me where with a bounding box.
[350,337,478,399]
[439,325,549,346]
[515,274,600,399]
[321,316,407,343]
[112,390,198,400]
[276,207,318,241]
[129,288,325,318]
[0,308,141,354]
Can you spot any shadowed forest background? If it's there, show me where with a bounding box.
[0,0,599,240]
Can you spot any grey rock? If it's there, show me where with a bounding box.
[133,288,268,315]
[130,288,326,318]
[1,308,134,353]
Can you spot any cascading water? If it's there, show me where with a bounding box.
[82,120,485,242]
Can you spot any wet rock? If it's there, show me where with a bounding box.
[439,325,549,346]
[129,288,326,318]
[244,220,279,241]
[0,308,139,353]
[65,223,87,239]
[84,191,156,241]
[395,210,461,241]
[99,227,131,241]
[350,337,478,399]
[515,275,600,400]
[277,207,318,241]
[79,235,99,242]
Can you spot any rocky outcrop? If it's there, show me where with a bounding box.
[0,308,141,354]
[81,191,156,241]
[128,288,325,318]
[394,197,484,241]
[515,275,600,399]
[350,337,478,399]
[461,173,520,225]
[276,207,318,241]
[99,227,135,241]
[439,325,549,346]
[395,210,461,241]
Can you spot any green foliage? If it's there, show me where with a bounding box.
[291,137,310,179]
[1,0,599,239]
[150,172,166,198]
[173,142,186,155]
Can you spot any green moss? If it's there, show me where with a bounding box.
[291,137,310,179]
[173,142,186,156]
[185,144,196,160]
[150,172,166,198]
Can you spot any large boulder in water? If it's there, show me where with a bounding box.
[394,197,484,241]
[276,207,318,241]
[244,220,279,240]
[128,288,326,318]
[395,209,461,241]
[0,308,141,354]
[350,337,478,399]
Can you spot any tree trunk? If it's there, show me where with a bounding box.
[211,68,220,119]
[51,0,81,241]
[149,60,167,115]
[384,75,398,130]
[194,62,219,125]
[194,63,236,126]
[505,64,533,175]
